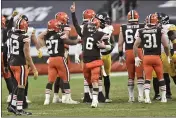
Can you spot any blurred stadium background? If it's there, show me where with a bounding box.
[2,0,176,74]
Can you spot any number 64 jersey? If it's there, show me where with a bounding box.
[121,23,145,50]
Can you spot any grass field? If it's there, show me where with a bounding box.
[2,73,176,117]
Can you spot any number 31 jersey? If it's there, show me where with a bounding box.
[121,23,144,50]
[8,30,29,66]
[138,27,162,55]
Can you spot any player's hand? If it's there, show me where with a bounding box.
[60,33,68,39]
[37,49,43,58]
[75,54,80,63]
[172,52,176,62]
[12,10,18,17]
[135,57,142,67]
[97,41,106,49]
[70,2,75,13]
[4,67,9,73]
[33,69,38,80]
[119,56,125,65]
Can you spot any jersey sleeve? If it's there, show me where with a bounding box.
[22,35,30,43]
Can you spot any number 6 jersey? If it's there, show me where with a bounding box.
[8,30,29,66]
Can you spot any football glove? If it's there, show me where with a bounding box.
[33,69,38,80]
[135,57,142,67]
[37,49,43,58]
[119,56,125,65]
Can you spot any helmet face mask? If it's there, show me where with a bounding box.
[155,12,169,25]
[96,12,110,28]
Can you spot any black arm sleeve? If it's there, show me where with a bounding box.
[6,17,14,31]
[71,12,83,37]
[3,43,8,67]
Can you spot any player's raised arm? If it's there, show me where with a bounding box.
[23,38,38,79]
[70,2,83,37]
[61,33,80,45]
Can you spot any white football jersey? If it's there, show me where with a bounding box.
[99,25,114,53]
[161,24,174,53]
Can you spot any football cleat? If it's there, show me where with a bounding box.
[105,99,112,103]
[44,99,50,105]
[83,93,92,103]
[26,96,31,103]
[138,96,144,103]
[52,96,62,103]
[153,95,161,101]
[6,94,12,103]
[62,94,80,104]
[7,105,16,114]
[15,110,32,115]
[144,98,151,104]
[128,97,135,103]
[91,100,98,108]
[161,98,167,103]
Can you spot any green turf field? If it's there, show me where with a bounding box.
[2,74,176,117]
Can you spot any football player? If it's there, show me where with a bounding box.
[70,2,106,103]
[38,19,80,105]
[1,11,18,103]
[118,10,145,102]
[133,14,169,103]
[7,18,38,115]
[75,17,111,107]
[96,12,115,102]
[52,12,71,103]
[152,13,176,100]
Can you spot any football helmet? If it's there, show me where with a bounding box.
[127,10,139,22]
[146,14,158,26]
[87,18,100,32]
[1,16,6,28]
[47,19,62,32]
[20,14,29,22]
[155,12,169,25]
[55,12,69,25]
[82,9,96,21]
[15,18,28,32]
[96,12,111,28]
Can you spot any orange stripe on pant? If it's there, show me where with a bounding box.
[1,52,11,79]
[48,56,69,83]
[143,55,163,80]
[10,65,28,86]
[125,48,143,79]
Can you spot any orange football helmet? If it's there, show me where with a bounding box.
[47,19,62,32]
[1,16,6,28]
[146,14,158,26]
[55,12,69,25]
[127,10,139,22]
[82,9,96,21]
[15,18,28,32]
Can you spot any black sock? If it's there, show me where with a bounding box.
[46,83,53,90]
[17,88,25,111]
[171,76,176,85]
[25,77,28,96]
[164,73,171,96]
[54,77,60,93]
[153,77,159,95]
[60,79,65,94]
[4,78,13,94]
[104,75,110,99]
[63,82,70,94]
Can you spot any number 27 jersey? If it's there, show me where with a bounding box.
[121,23,144,50]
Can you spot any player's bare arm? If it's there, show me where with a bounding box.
[161,33,169,56]
[133,37,141,57]
[38,30,47,48]
[118,28,125,55]
[62,34,80,45]
[23,38,38,79]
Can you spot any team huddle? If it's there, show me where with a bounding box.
[1,2,176,116]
